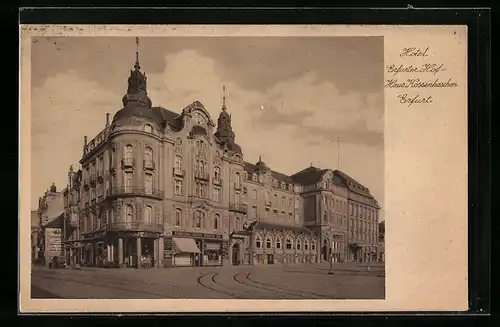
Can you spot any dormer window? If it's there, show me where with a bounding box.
[144,124,153,133]
[252,174,257,182]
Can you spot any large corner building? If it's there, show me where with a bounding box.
[61,42,381,268]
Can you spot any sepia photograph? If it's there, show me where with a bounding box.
[29,35,385,300]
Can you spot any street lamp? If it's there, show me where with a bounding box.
[328,240,335,275]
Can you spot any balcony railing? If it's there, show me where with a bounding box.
[106,186,164,200]
[106,221,163,233]
[173,168,185,177]
[195,170,210,181]
[229,203,248,213]
[121,158,135,168]
[143,160,155,170]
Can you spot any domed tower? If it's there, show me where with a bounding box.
[49,182,57,193]
[214,85,242,153]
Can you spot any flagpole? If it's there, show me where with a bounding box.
[337,137,340,170]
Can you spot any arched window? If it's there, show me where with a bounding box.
[214,214,219,230]
[276,236,282,249]
[144,124,153,133]
[255,235,262,248]
[125,205,133,222]
[312,240,316,251]
[214,166,221,180]
[286,237,293,250]
[235,172,241,189]
[304,238,310,250]
[174,155,183,174]
[266,237,272,249]
[124,144,133,159]
[174,209,182,226]
[296,238,302,250]
[252,189,257,200]
[194,210,204,228]
[144,205,152,225]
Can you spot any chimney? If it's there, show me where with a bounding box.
[84,136,88,146]
[106,113,110,126]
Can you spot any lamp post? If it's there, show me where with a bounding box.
[328,240,334,275]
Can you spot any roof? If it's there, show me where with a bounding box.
[333,170,373,197]
[290,166,326,185]
[248,221,314,235]
[243,161,292,183]
[44,213,64,229]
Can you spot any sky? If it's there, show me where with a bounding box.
[30,36,385,218]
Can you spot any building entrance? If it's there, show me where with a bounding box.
[232,243,240,265]
[267,254,274,265]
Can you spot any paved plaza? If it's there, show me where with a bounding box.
[30,263,385,299]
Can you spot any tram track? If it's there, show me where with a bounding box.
[196,272,243,299]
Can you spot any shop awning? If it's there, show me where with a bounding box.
[172,237,201,254]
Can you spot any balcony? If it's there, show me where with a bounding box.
[143,160,155,171]
[213,176,223,185]
[107,221,163,233]
[234,182,242,191]
[121,158,135,169]
[173,168,185,177]
[106,186,164,200]
[229,203,248,214]
[195,170,210,181]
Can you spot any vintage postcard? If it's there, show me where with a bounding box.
[19,24,468,312]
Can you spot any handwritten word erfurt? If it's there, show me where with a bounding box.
[385,47,459,107]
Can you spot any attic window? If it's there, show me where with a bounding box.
[144,124,153,133]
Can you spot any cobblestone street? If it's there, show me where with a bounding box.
[31,263,385,299]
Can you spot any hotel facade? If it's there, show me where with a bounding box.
[58,47,381,268]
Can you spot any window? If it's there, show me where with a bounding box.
[125,205,133,222]
[235,192,240,204]
[144,124,153,133]
[214,166,221,180]
[288,198,292,207]
[265,191,270,205]
[214,214,219,230]
[252,206,257,218]
[286,237,293,250]
[276,237,282,249]
[144,146,153,162]
[280,182,285,189]
[312,241,316,250]
[295,197,300,209]
[266,238,272,249]
[144,173,153,194]
[252,174,257,182]
[174,209,182,226]
[296,239,302,250]
[280,211,285,220]
[304,239,309,250]
[124,144,133,159]
[264,207,270,217]
[194,211,204,228]
[288,212,293,221]
[281,196,285,204]
[213,187,220,202]
[144,205,152,225]
[288,184,293,191]
[124,172,133,193]
[174,155,183,174]
[255,235,262,248]
[273,210,277,217]
[235,172,241,189]
[174,180,183,195]
[273,180,277,187]
[273,194,277,204]
[252,189,257,200]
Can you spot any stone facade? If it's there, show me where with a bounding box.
[58,48,381,268]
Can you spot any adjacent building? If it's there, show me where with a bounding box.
[35,183,64,266]
[55,42,381,268]
[377,220,385,262]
